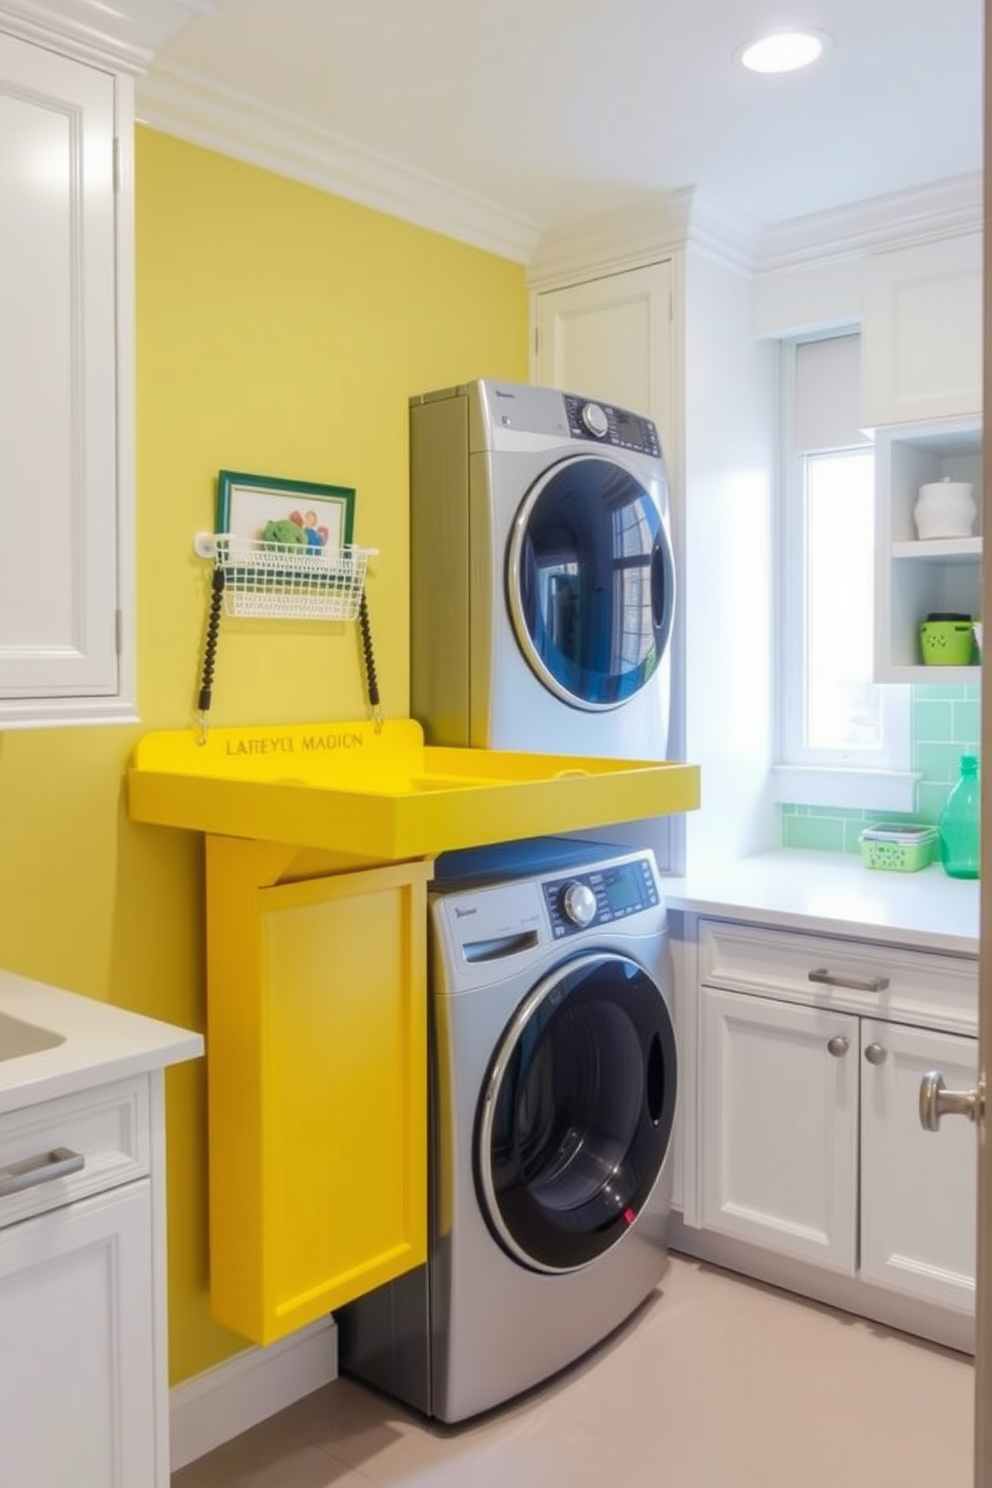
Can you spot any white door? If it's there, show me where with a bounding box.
[0,1181,156,1488]
[860,1019,977,1312]
[0,32,120,698]
[976,28,992,1469]
[699,986,859,1270]
[533,261,675,453]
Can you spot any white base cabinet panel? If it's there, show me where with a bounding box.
[691,915,978,1333]
[700,987,858,1272]
[0,1180,155,1488]
[860,1019,977,1313]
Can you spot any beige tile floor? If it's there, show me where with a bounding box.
[173,1254,974,1488]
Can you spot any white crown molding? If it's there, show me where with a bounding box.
[526,191,695,287]
[684,193,762,275]
[0,0,215,73]
[136,61,541,264]
[527,188,761,288]
[756,172,983,275]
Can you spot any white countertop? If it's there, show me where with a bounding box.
[0,969,203,1116]
[662,849,980,956]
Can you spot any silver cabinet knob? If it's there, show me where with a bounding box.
[827,1035,849,1057]
[919,1070,980,1132]
[864,1042,887,1065]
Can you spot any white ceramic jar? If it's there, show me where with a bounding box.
[913,478,977,540]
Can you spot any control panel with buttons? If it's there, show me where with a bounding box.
[562,394,661,457]
[542,856,659,938]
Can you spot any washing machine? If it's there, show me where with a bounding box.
[409,378,676,759]
[337,837,677,1423]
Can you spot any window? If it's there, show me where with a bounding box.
[775,334,914,811]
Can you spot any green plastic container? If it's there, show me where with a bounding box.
[919,617,975,666]
[859,824,937,873]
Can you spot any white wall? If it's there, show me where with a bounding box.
[682,245,779,871]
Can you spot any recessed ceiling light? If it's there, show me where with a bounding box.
[737,30,829,74]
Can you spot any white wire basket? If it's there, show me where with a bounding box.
[199,534,376,621]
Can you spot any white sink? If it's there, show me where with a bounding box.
[0,1010,64,1061]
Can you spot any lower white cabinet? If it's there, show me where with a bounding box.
[694,918,978,1321]
[0,1072,175,1486]
[0,1182,156,1488]
[700,988,858,1273]
[859,1019,977,1312]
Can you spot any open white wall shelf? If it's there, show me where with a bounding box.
[874,419,983,682]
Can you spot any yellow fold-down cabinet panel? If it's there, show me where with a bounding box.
[206,837,431,1345]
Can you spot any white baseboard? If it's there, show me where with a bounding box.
[169,1317,338,1472]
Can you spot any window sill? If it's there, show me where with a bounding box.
[771,766,919,813]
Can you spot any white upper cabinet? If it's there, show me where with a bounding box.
[861,234,983,429]
[532,260,675,460]
[0,28,134,726]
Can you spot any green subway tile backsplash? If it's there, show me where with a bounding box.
[782,815,848,852]
[915,741,970,782]
[954,698,980,742]
[780,684,981,851]
[914,700,953,740]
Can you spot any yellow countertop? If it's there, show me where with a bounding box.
[128,718,700,863]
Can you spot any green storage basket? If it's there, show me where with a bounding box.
[859,824,936,873]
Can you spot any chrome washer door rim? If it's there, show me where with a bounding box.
[476,950,677,1273]
[506,454,675,713]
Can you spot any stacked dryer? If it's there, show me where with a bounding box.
[409,378,675,760]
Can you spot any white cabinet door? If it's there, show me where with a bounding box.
[0,1179,156,1487]
[0,32,125,716]
[862,234,983,427]
[533,261,674,452]
[699,987,859,1271]
[860,1019,977,1313]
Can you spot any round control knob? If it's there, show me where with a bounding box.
[580,402,609,438]
[560,881,597,927]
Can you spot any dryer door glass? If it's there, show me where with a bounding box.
[507,455,675,712]
[477,951,677,1272]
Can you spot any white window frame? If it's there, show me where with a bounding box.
[772,337,916,812]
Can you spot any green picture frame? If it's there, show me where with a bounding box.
[216,469,356,557]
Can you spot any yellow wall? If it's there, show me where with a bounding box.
[0,127,527,1384]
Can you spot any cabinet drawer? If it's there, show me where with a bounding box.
[0,1076,149,1231]
[698,919,977,1035]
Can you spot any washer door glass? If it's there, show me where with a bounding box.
[507,455,675,711]
[477,952,677,1272]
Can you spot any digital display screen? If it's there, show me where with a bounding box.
[603,867,641,913]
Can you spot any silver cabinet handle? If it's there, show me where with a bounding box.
[826,1035,849,1057]
[864,1042,887,1065]
[0,1146,85,1197]
[808,968,890,994]
[919,1071,980,1132]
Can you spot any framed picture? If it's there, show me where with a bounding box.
[216,470,356,556]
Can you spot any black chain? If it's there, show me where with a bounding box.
[197,566,226,738]
[358,590,382,723]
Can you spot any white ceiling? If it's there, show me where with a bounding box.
[146,0,983,248]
